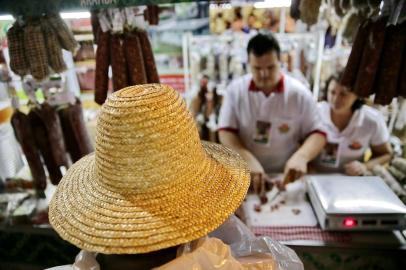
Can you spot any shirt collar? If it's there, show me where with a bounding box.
[248,74,285,96]
[325,102,364,135]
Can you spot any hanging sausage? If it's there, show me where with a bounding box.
[24,22,50,81]
[41,19,67,73]
[58,99,94,163]
[11,110,47,191]
[110,34,129,91]
[7,23,29,76]
[340,20,371,88]
[124,32,147,85]
[374,23,406,104]
[94,30,111,105]
[353,17,387,98]
[137,30,160,83]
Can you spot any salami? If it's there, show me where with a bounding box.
[374,23,406,105]
[48,14,78,53]
[124,32,147,85]
[94,30,111,105]
[41,19,67,73]
[137,30,160,83]
[29,110,62,185]
[353,17,387,97]
[36,103,69,168]
[58,99,94,163]
[110,34,129,91]
[11,110,46,190]
[340,20,371,88]
[24,22,49,81]
[7,23,29,76]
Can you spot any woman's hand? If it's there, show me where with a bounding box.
[344,160,367,176]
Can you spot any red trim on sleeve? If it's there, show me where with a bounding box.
[218,127,239,133]
[307,130,327,138]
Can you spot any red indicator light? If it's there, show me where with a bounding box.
[343,218,357,227]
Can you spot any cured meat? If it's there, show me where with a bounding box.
[110,34,129,91]
[11,110,46,190]
[29,109,63,185]
[137,30,160,83]
[24,23,49,80]
[41,19,67,73]
[94,30,111,105]
[59,99,94,163]
[36,103,69,168]
[7,23,29,76]
[48,14,78,53]
[124,32,147,85]
[353,17,387,97]
[374,23,406,104]
[340,20,371,88]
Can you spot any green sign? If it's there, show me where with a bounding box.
[0,0,207,15]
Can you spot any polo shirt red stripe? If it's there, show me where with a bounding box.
[217,127,239,133]
[248,75,285,95]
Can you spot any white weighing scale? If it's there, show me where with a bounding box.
[307,175,406,231]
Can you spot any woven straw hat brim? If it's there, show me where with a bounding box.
[49,141,250,254]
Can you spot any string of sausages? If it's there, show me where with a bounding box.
[10,99,94,191]
[93,7,160,105]
[7,14,77,81]
[341,18,406,105]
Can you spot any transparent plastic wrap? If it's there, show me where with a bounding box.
[46,250,99,270]
[209,214,255,245]
[48,216,303,270]
[211,215,304,270]
[230,237,304,270]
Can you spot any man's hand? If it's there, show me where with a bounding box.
[283,154,308,186]
[249,172,273,195]
[344,161,367,176]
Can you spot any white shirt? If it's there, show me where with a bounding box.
[218,73,324,173]
[315,101,389,173]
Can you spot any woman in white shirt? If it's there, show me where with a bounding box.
[316,73,393,175]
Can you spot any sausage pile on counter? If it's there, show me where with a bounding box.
[10,99,93,191]
[7,14,77,81]
[371,157,406,203]
[340,19,406,105]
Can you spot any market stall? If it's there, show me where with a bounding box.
[0,0,406,269]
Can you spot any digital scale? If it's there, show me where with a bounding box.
[307,175,406,231]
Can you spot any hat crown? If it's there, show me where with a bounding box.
[94,84,206,189]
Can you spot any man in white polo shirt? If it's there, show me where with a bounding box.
[218,33,326,190]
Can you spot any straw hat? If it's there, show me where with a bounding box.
[49,84,250,254]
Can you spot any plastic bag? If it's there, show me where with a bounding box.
[211,215,304,270]
[45,251,99,270]
[155,238,244,270]
[231,237,304,270]
[48,216,303,270]
[209,215,255,245]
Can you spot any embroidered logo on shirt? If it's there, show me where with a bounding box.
[348,141,362,150]
[278,123,290,133]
